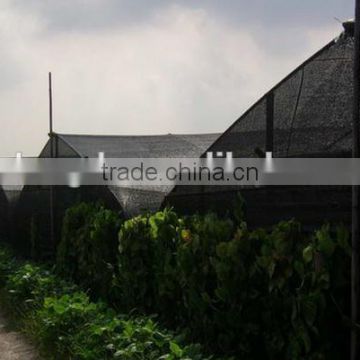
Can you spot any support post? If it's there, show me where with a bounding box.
[352,2,360,359]
[48,72,55,253]
[266,91,274,153]
[49,72,53,156]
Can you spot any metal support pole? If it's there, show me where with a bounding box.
[48,72,55,253]
[352,2,360,359]
[266,91,274,153]
[49,72,53,156]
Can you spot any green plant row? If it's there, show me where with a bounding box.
[57,203,122,299]
[115,211,351,359]
[56,203,352,359]
[0,246,220,360]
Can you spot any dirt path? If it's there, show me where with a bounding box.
[0,311,39,360]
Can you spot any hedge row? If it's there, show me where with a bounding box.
[0,246,221,360]
[56,203,352,360]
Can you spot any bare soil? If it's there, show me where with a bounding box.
[0,311,39,360]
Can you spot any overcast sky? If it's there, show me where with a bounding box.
[0,0,353,156]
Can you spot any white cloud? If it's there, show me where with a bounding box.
[0,2,342,156]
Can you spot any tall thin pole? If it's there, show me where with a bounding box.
[49,72,53,157]
[48,72,55,253]
[352,2,360,359]
[266,91,274,153]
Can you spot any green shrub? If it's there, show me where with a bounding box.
[5,263,75,312]
[195,221,350,359]
[57,202,121,299]
[148,209,184,322]
[115,208,186,315]
[114,212,350,359]
[33,292,104,357]
[0,245,215,360]
[34,292,215,360]
[0,245,16,287]
[115,213,154,312]
[53,202,350,360]
[116,209,234,324]
[208,221,306,357]
[72,315,215,360]
[175,213,234,331]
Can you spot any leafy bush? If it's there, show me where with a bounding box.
[57,202,121,298]
[124,210,236,334]
[208,221,313,357]
[51,202,351,359]
[114,211,350,359]
[116,209,186,315]
[5,263,76,313]
[175,213,234,331]
[35,292,215,360]
[115,213,154,312]
[116,210,234,322]
[147,209,183,321]
[72,314,215,360]
[33,292,104,357]
[0,245,16,287]
[0,245,215,360]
